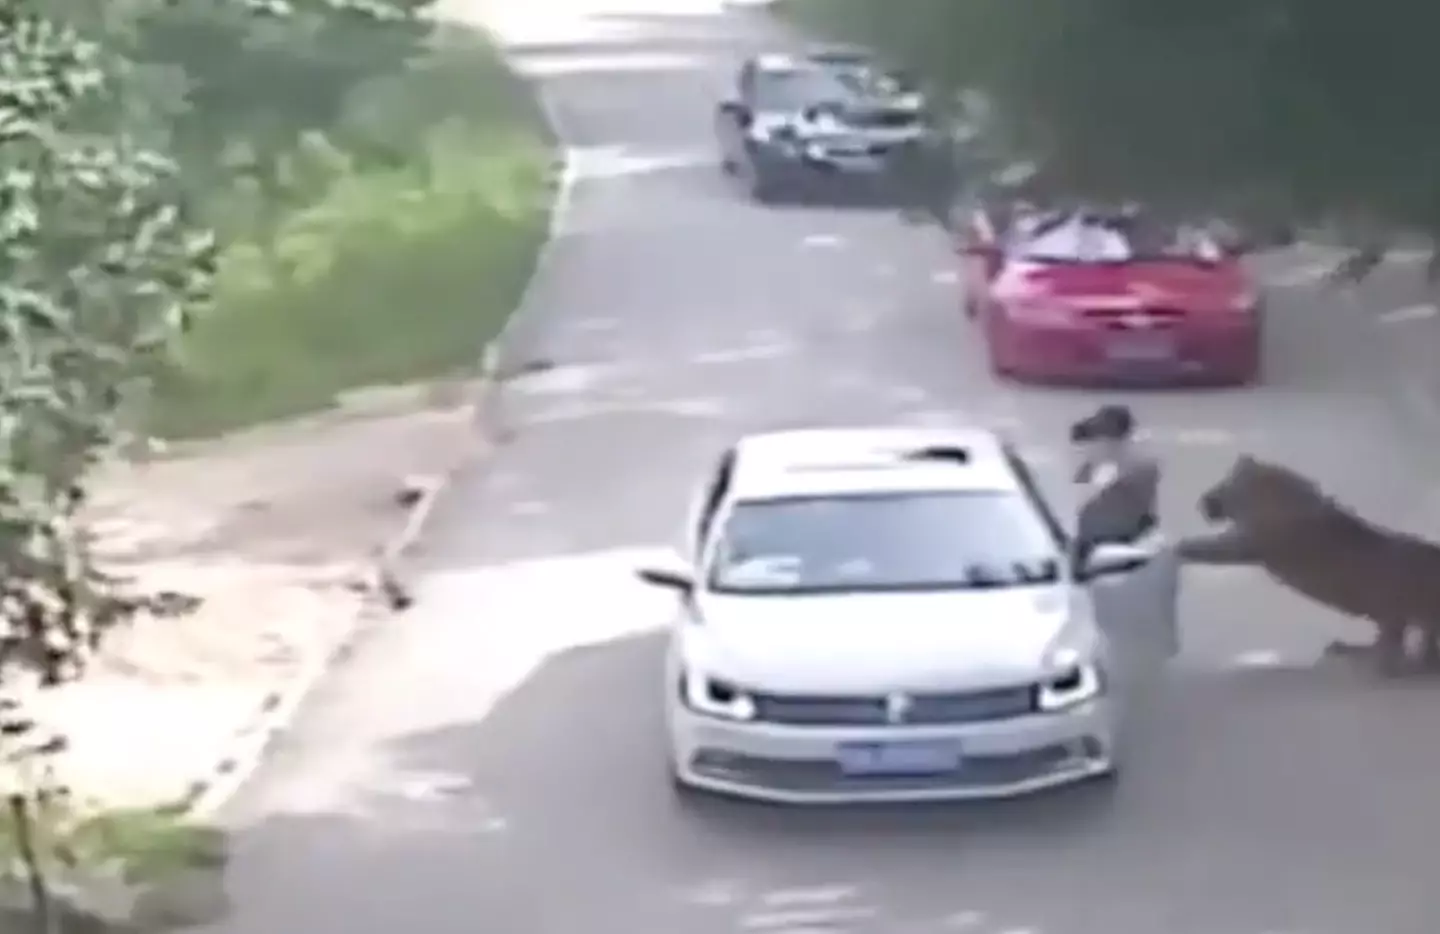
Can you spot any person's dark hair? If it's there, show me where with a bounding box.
[1070,404,1135,442]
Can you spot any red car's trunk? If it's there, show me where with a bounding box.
[1009,260,1247,313]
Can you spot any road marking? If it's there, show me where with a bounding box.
[662,396,729,417]
[508,499,549,516]
[941,911,988,929]
[392,773,473,801]
[800,233,845,249]
[682,879,745,907]
[1378,303,1438,325]
[1233,649,1286,668]
[739,906,878,929]
[760,885,860,907]
[692,343,795,364]
[573,316,618,333]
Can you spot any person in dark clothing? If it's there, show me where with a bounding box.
[890,131,960,229]
[1070,404,1161,549]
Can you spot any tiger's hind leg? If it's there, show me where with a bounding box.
[1417,620,1440,671]
[1371,618,1410,677]
[1324,617,1408,677]
[1322,617,1382,658]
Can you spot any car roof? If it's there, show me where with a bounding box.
[752,52,808,73]
[729,427,1019,501]
[753,47,873,74]
[804,45,872,64]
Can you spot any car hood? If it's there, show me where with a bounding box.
[683,586,1075,694]
[999,259,1251,311]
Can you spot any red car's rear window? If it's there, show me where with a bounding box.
[1011,213,1224,265]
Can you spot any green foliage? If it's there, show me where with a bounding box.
[0,0,431,697]
[0,0,478,924]
[0,2,216,687]
[152,125,552,436]
[60,807,227,880]
[129,0,435,209]
[0,797,228,931]
[0,800,224,881]
[150,27,556,437]
[775,0,1440,240]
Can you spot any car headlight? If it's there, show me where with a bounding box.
[680,669,757,721]
[1037,645,1105,711]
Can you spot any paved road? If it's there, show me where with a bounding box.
[207,4,1440,934]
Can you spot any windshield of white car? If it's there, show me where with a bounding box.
[1011,212,1224,265]
[754,66,912,113]
[754,67,853,111]
[707,491,1063,595]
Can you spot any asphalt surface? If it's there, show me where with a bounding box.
[205,4,1440,933]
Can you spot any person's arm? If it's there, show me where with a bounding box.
[1176,527,1262,565]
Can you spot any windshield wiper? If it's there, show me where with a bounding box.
[961,559,1060,588]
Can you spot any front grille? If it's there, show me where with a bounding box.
[752,685,1038,726]
[690,743,1076,793]
[848,109,920,129]
[817,141,888,158]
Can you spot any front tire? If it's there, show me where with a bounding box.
[738,150,784,204]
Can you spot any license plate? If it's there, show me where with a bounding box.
[1106,335,1174,361]
[837,741,960,776]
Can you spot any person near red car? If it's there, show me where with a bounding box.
[958,205,1263,386]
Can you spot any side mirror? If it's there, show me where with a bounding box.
[1078,541,1151,580]
[636,556,696,593]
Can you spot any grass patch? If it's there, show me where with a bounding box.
[1,803,225,880]
[149,26,557,439]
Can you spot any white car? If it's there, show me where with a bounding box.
[635,426,1179,804]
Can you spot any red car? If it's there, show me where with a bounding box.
[958,208,1263,385]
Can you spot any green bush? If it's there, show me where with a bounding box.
[150,29,556,438]
[771,0,1440,242]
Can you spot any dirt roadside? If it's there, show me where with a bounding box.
[21,380,494,811]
